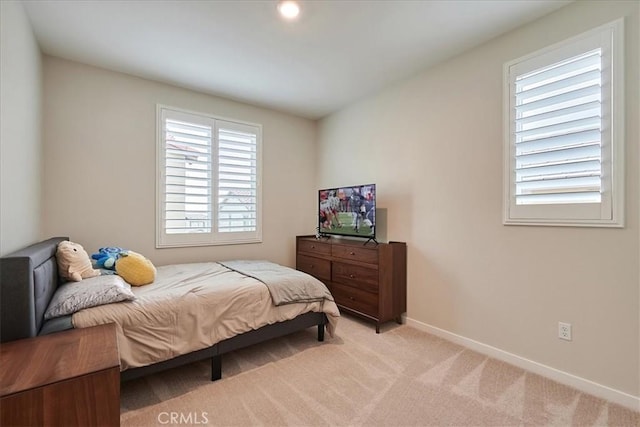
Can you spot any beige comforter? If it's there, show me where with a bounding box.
[72,262,340,370]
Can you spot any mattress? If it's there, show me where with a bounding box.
[72,261,339,370]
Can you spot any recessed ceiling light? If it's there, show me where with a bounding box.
[277,1,300,20]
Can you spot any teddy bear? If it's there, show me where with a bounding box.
[115,250,156,286]
[56,240,101,282]
[91,246,125,270]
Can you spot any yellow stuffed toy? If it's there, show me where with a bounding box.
[116,251,156,286]
[56,241,101,282]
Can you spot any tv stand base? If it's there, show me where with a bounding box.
[363,237,378,246]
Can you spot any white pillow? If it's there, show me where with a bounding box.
[45,274,135,320]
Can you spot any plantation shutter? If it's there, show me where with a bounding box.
[514,50,602,205]
[216,121,258,233]
[503,19,623,227]
[157,106,262,247]
[163,114,212,235]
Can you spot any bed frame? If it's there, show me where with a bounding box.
[0,237,327,381]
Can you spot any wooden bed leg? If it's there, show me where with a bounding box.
[317,323,325,342]
[211,355,222,381]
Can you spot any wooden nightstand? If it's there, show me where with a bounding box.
[0,323,120,426]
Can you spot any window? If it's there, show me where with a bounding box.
[156,106,262,247]
[503,20,624,227]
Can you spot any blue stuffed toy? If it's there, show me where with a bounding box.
[91,247,125,270]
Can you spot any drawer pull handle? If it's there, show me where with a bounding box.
[311,245,315,249]
[349,296,355,301]
[349,251,355,256]
[349,274,355,279]
[310,264,314,268]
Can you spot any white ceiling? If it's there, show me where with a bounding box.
[23,0,571,119]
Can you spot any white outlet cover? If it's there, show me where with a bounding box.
[558,322,572,341]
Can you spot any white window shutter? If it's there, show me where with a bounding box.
[514,50,602,206]
[503,19,624,227]
[216,121,259,234]
[164,117,212,235]
[157,106,262,247]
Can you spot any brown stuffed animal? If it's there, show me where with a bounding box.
[56,241,100,282]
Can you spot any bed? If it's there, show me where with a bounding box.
[0,237,339,381]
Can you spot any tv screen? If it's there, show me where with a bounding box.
[318,184,376,239]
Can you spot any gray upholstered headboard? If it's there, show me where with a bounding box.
[0,237,68,343]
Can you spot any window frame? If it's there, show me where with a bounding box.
[156,105,263,248]
[502,19,624,227]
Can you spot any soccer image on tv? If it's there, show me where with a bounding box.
[318,184,375,238]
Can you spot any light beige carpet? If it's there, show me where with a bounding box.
[121,316,639,426]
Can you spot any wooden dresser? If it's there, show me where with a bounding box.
[296,235,406,333]
[0,323,120,426]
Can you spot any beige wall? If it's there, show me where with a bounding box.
[0,1,43,255]
[318,1,639,397]
[42,57,317,267]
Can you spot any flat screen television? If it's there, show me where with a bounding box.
[318,184,376,240]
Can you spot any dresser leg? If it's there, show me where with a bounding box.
[318,323,325,342]
[395,316,403,325]
[376,323,380,334]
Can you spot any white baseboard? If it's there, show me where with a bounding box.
[405,316,640,412]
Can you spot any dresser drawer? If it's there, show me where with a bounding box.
[332,244,378,264]
[296,254,331,281]
[332,262,378,293]
[331,283,378,318]
[298,239,331,256]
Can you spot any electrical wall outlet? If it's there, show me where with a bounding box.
[558,322,572,341]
